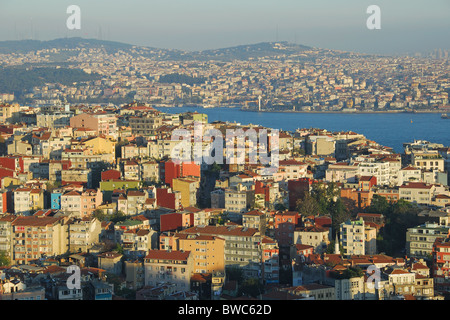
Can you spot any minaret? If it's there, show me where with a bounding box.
[335,234,340,255]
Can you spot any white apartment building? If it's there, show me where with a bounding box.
[68,217,102,253]
[340,218,365,257]
[357,162,390,186]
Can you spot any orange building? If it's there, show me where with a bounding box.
[340,188,374,210]
[159,232,225,274]
[375,188,399,203]
[274,211,301,246]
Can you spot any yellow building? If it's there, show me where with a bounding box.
[0,103,20,124]
[172,177,200,208]
[30,189,45,211]
[175,233,225,274]
[2,177,22,189]
[82,136,116,155]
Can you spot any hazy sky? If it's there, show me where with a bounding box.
[0,0,449,54]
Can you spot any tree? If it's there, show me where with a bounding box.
[226,266,243,284]
[366,195,390,214]
[326,240,344,254]
[329,198,351,238]
[296,181,350,238]
[46,180,61,193]
[274,203,287,211]
[0,251,10,267]
[238,278,264,298]
[296,192,320,216]
[365,195,420,256]
[114,243,124,255]
[341,267,364,279]
[93,209,106,221]
[110,210,126,223]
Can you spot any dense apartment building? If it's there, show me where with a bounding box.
[11,216,69,264]
[383,267,417,297]
[224,185,255,214]
[261,235,279,284]
[36,112,73,129]
[294,226,330,254]
[121,228,158,257]
[406,222,450,258]
[144,250,193,291]
[98,251,123,275]
[357,162,390,186]
[141,161,160,182]
[0,103,20,123]
[159,233,226,274]
[339,218,365,257]
[172,177,200,209]
[0,215,16,262]
[364,224,377,255]
[411,151,445,172]
[60,189,103,218]
[129,113,163,136]
[121,143,149,159]
[334,275,365,300]
[68,217,102,253]
[124,260,145,290]
[180,225,263,278]
[13,188,45,214]
[274,211,301,247]
[325,162,359,183]
[242,210,267,234]
[70,112,117,139]
[399,182,435,205]
[116,190,149,216]
[432,237,450,288]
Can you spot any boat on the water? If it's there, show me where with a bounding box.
[442,113,449,119]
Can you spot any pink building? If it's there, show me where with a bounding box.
[61,189,103,218]
[70,112,117,139]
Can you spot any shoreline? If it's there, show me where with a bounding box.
[157,105,448,114]
[239,109,446,114]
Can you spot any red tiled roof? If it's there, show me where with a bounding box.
[244,210,265,216]
[400,182,433,189]
[295,244,314,251]
[12,216,61,227]
[144,250,191,261]
[180,225,258,237]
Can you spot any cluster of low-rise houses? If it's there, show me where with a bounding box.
[0,101,449,301]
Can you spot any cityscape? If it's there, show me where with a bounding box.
[0,1,449,306]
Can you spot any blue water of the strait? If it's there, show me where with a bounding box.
[157,106,450,153]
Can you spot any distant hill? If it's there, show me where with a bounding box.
[0,37,135,54]
[0,37,315,61]
[191,42,313,61]
[0,65,101,97]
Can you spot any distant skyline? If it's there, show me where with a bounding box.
[0,0,449,55]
